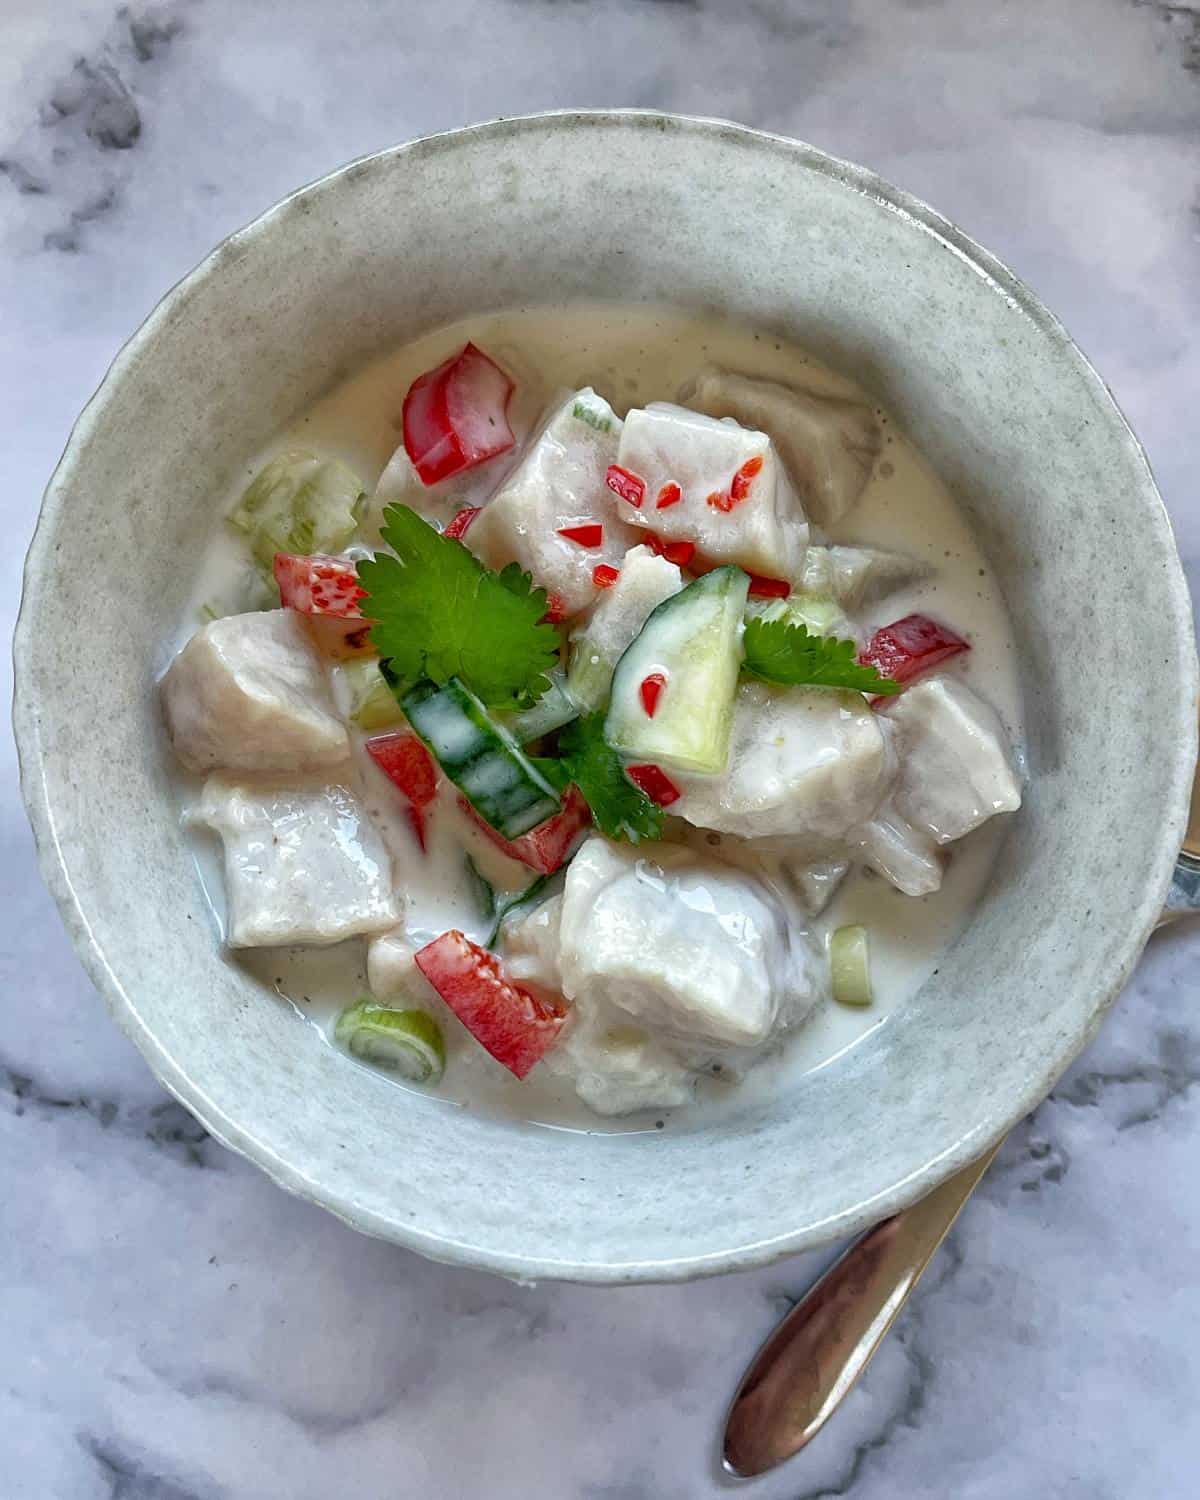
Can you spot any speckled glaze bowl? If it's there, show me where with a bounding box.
[14,113,1197,1283]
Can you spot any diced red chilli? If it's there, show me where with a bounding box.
[626,762,681,807]
[747,574,792,599]
[661,540,695,568]
[557,523,604,548]
[444,506,482,539]
[730,455,765,502]
[541,591,568,624]
[655,481,683,510]
[645,533,696,568]
[414,930,568,1079]
[707,489,734,513]
[592,564,620,589]
[639,672,667,718]
[605,464,646,508]
[859,614,970,685]
[458,785,592,875]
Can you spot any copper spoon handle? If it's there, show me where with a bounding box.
[725,781,1200,1479]
[723,1144,999,1477]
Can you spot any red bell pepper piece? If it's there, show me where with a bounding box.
[444,506,482,539]
[273,553,365,618]
[458,784,592,875]
[592,564,620,589]
[655,481,682,510]
[415,931,567,1079]
[626,763,681,807]
[860,614,969,684]
[402,343,515,486]
[366,731,439,850]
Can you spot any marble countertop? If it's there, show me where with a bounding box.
[4,2,1199,1495]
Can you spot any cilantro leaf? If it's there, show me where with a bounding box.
[357,505,560,709]
[557,713,664,844]
[742,617,901,695]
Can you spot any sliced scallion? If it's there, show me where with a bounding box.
[335,1001,445,1082]
[830,925,873,1008]
[343,658,405,731]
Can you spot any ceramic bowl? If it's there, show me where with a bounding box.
[14,113,1196,1283]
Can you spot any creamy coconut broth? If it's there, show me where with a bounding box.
[166,305,1024,1133]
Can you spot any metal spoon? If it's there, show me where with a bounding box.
[724,770,1200,1479]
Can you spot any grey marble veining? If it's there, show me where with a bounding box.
[2,2,1198,1496]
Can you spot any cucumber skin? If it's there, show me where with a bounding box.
[605,566,750,774]
[401,677,561,838]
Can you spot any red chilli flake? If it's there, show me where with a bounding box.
[707,489,734,513]
[645,533,696,569]
[557,523,604,548]
[730,455,764,502]
[541,591,568,624]
[639,672,667,718]
[747,574,791,599]
[655,481,683,510]
[592,564,620,590]
[605,464,646,508]
[626,762,681,807]
[660,540,695,568]
[444,506,482,539]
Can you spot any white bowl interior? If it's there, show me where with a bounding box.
[15,114,1195,1281]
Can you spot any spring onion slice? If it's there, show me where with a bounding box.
[335,1001,445,1082]
[830,925,873,1007]
[343,658,405,730]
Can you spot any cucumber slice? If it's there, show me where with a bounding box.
[402,677,561,838]
[605,566,750,773]
[229,451,366,568]
[497,670,579,745]
[343,658,404,730]
[335,1002,446,1082]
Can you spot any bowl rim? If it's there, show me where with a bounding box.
[14,109,1198,1284]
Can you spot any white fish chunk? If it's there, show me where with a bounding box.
[881,676,1022,844]
[852,801,945,896]
[566,544,683,709]
[613,403,809,578]
[683,368,881,526]
[468,389,637,617]
[800,545,930,611]
[367,930,438,1002]
[192,775,399,948]
[556,837,813,1049]
[544,998,694,1117]
[162,610,348,775]
[673,682,893,847]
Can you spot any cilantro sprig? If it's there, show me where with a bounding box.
[557,713,664,843]
[742,616,901,695]
[357,505,560,710]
